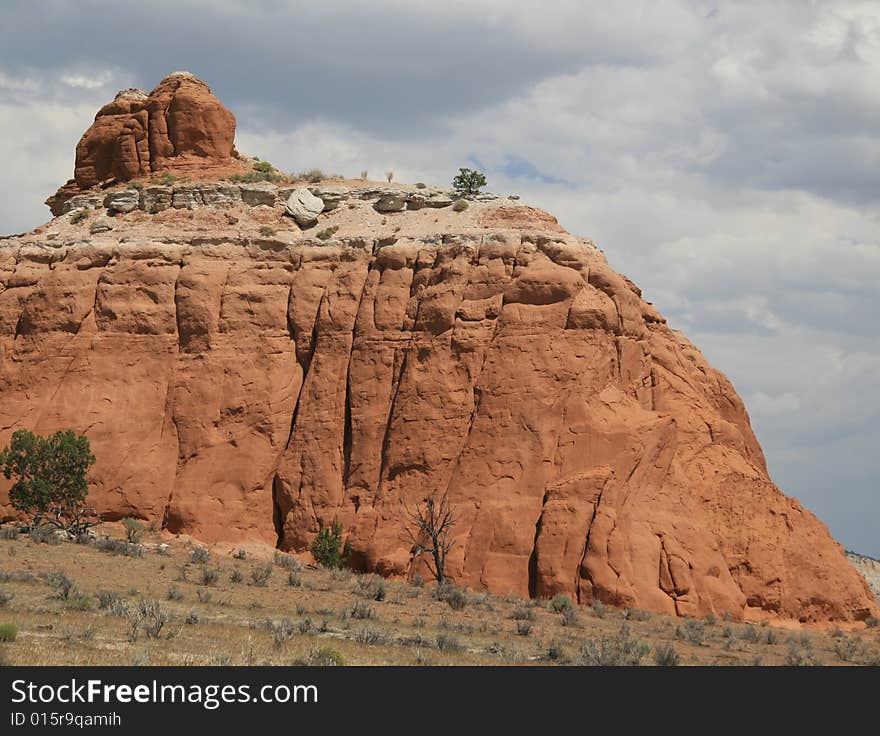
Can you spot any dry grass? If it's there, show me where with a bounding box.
[0,531,877,666]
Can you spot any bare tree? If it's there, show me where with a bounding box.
[404,494,459,584]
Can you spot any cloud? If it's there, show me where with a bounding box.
[0,1,877,553]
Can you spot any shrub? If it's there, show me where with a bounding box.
[311,522,349,569]
[623,608,652,622]
[234,549,247,560]
[185,611,199,625]
[29,527,60,545]
[516,621,532,636]
[307,646,345,666]
[251,562,273,587]
[197,589,212,604]
[452,168,486,196]
[268,618,295,648]
[722,626,738,651]
[69,209,89,224]
[199,567,220,586]
[0,527,19,540]
[274,552,300,571]
[865,615,879,629]
[833,635,867,663]
[121,518,146,543]
[67,593,94,611]
[44,570,75,600]
[385,171,394,183]
[741,625,760,643]
[561,608,580,628]
[287,571,302,587]
[106,598,131,618]
[230,569,244,583]
[590,600,608,618]
[0,571,34,584]
[435,633,463,652]
[154,173,177,186]
[578,624,648,666]
[96,537,143,557]
[410,575,425,588]
[355,575,386,602]
[296,169,325,183]
[1,430,96,534]
[0,589,13,606]
[0,623,17,642]
[128,598,168,640]
[451,199,468,212]
[511,605,534,621]
[653,644,681,666]
[189,547,210,565]
[96,590,119,609]
[315,225,339,241]
[434,583,468,611]
[355,627,390,645]
[167,585,184,601]
[546,639,566,661]
[785,638,818,666]
[550,594,572,613]
[258,226,277,237]
[674,618,705,645]
[415,182,427,189]
[351,601,375,620]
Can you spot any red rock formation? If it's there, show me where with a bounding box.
[0,211,875,623]
[69,72,237,189]
[7,74,876,623]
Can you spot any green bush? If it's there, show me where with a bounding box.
[550,594,572,612]
[0,623,17,642]
[121,518,146,543]
[69,209,89,224]
[311,522,349,569]
[0,429,96,531]
[315,225,339,241]
[452,168,486,196]
[259,226,277,237]
[451,199,469,212]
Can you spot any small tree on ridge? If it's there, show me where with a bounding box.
[452,168,487,196]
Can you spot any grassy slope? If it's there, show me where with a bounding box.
[0,530,877,666]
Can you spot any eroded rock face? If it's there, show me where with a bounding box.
[0,223,875,624]
[70,72,236,190]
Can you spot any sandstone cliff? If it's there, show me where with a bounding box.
[0,75,875,624]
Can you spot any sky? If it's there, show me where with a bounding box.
[0,1,877,555]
